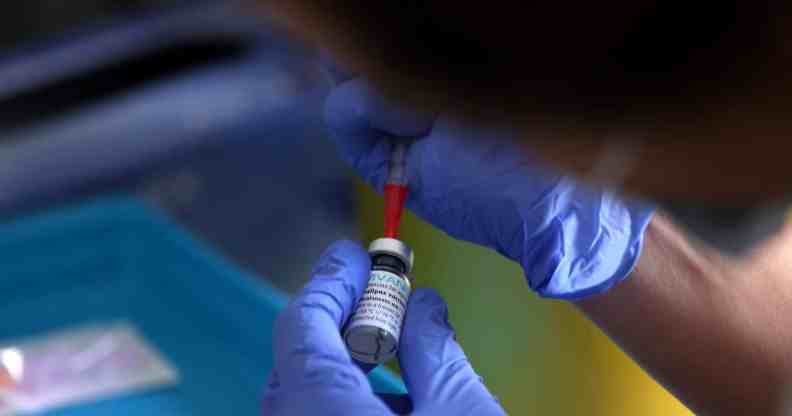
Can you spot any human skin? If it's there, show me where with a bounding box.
[579,214,792,415]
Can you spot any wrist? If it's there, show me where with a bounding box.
[525,193,655,300]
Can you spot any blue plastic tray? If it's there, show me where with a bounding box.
[0,197,405,415]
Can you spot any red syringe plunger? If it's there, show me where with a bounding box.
[383,141,409,238]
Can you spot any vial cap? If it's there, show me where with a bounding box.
[368,238,414,273]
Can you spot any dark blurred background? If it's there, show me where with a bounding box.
[0,0,358,293]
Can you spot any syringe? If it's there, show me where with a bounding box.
[383,141,409,238]
[344,139,414,368]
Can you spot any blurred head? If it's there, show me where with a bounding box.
[257,1,792,207]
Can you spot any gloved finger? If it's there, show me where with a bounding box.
[324,79,434,189]
[398,288,505,415]
[271,240,372,390]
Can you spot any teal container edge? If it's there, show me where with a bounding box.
[0,195,405,415]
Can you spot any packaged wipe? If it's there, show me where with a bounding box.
[0,322,178,415]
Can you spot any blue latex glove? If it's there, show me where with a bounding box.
[262,240,505,416]
[325,79,655,299]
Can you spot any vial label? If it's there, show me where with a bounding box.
[347,270,411,342]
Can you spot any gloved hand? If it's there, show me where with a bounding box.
[261,240,505,416]
[325,79,655,299]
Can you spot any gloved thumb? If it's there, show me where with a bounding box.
[398,289,505,415]
[270,240,371,388]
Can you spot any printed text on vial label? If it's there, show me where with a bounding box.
[347,271,410,339]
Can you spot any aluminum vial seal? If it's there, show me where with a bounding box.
[368,238,413,274]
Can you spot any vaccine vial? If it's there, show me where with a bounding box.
[344,238,414,365]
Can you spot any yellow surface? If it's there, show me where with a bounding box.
[356,180,692,415]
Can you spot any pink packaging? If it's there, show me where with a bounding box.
[0,322,178,414]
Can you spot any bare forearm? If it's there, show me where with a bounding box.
[578,214,792,415]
